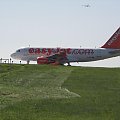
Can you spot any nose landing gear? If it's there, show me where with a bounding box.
[27,61,30,64]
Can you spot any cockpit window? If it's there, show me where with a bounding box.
[16,50,20,52]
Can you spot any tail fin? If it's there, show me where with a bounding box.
[101,27,120,49]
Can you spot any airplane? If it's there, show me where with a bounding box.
[82,4,90,7]
[11,27,120,66]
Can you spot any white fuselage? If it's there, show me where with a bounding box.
[11,47,120,63]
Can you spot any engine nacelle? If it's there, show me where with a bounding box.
[37,57,49,64]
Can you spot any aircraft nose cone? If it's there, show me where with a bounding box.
[11,53,16,59]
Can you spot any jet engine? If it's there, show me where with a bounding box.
[37,57,61,65]
[37,57,49,64]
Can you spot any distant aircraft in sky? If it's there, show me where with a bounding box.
[82,4,90,7]
[11,27,120,66]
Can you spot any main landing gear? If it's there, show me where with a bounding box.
[67,62,71,66]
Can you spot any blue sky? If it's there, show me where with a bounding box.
[0,0,120,67]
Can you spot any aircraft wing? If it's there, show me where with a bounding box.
[37,51,68,65]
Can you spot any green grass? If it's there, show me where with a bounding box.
[0,64,120,120]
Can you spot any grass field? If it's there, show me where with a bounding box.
[0,64,120,120]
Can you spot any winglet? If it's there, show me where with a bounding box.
[101,27,120,49]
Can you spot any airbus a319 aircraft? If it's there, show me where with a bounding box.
[11,27,120,65]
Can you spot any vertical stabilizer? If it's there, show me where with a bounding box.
[101,27,120,49]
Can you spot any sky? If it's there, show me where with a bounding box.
[0,0,120,67]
